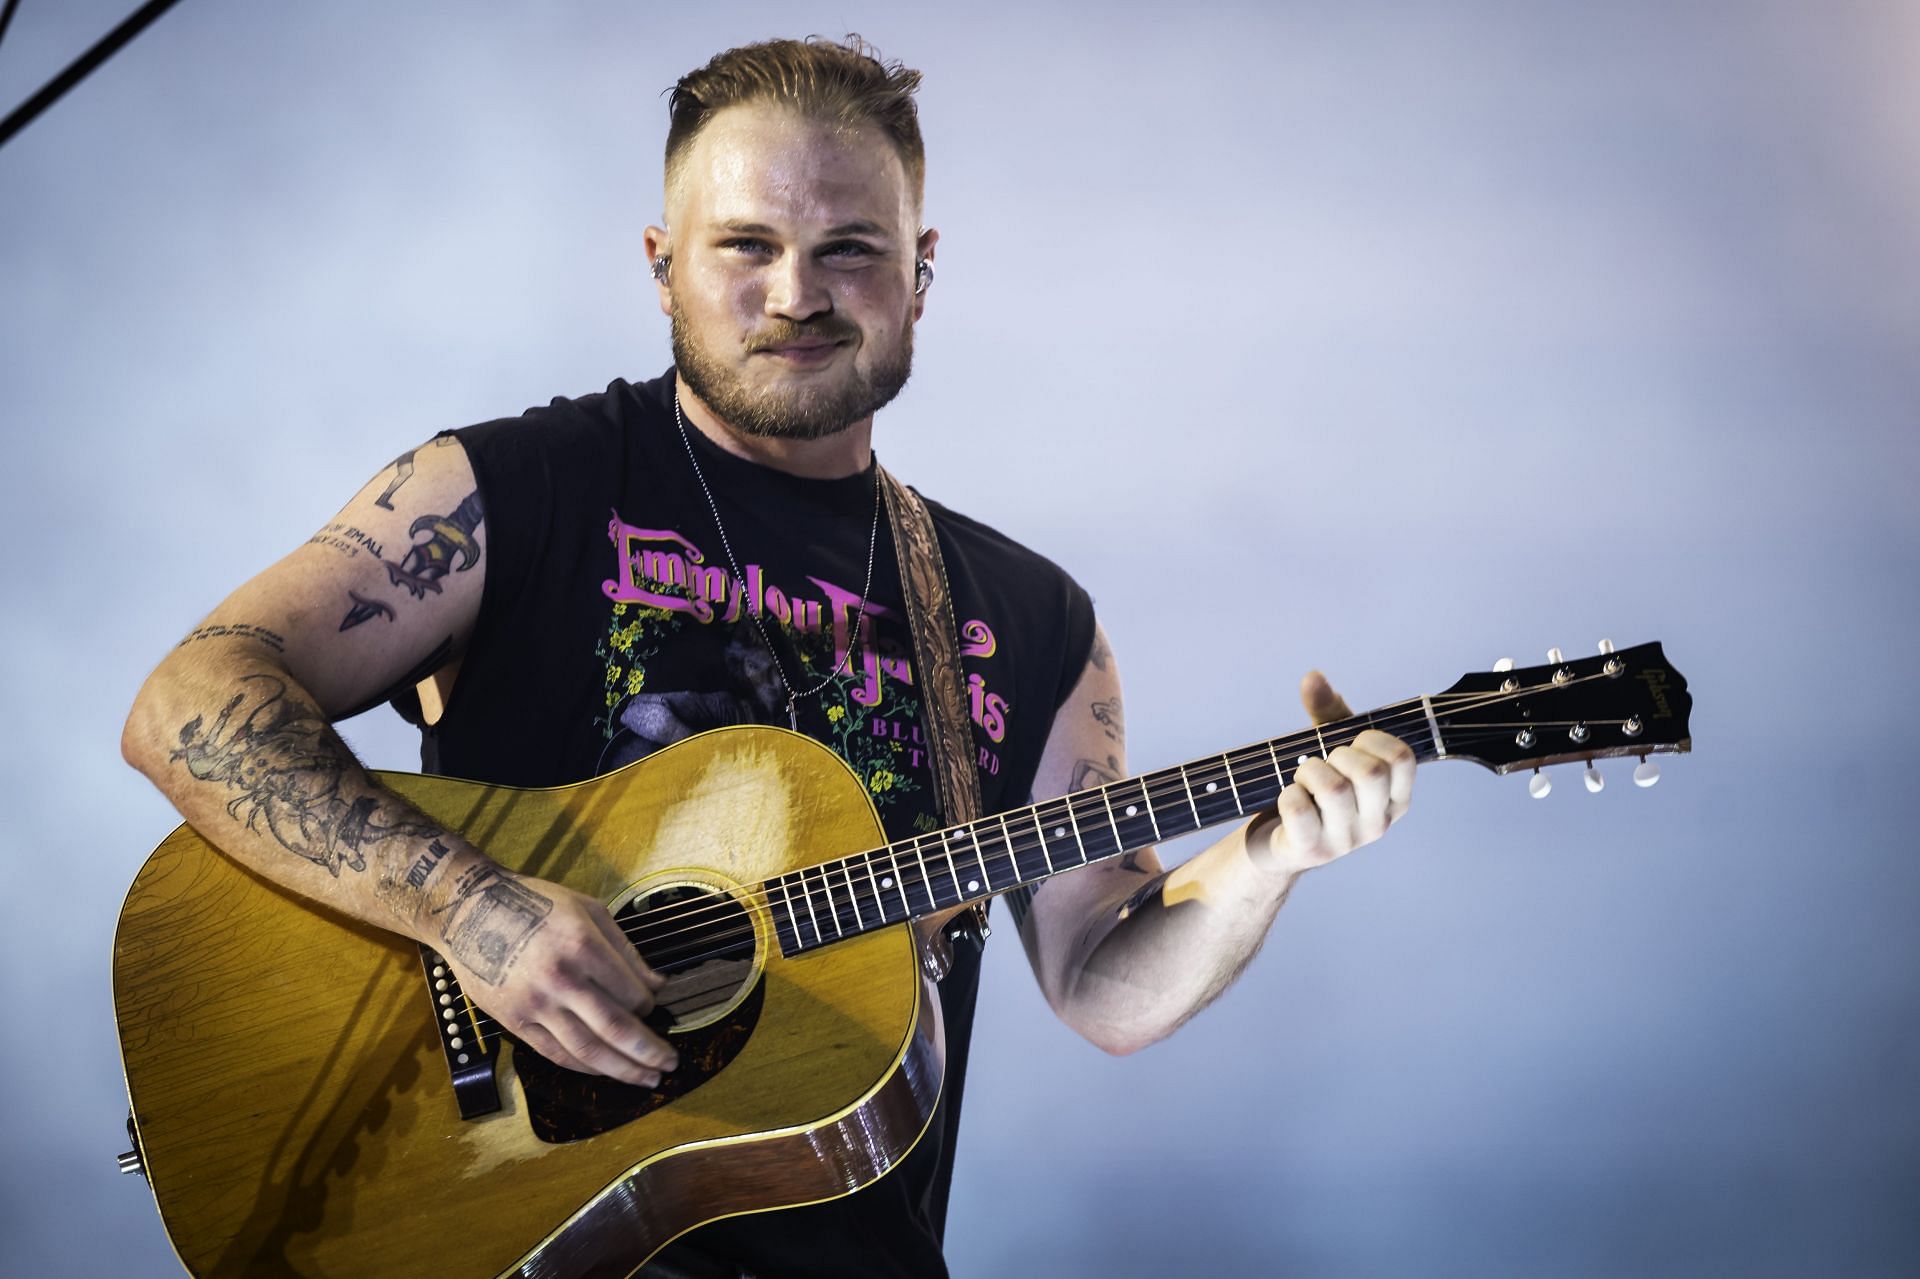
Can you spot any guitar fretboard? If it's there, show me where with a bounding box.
[764,703,1443,957]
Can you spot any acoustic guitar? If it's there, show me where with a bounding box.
[113,642,1691,1276]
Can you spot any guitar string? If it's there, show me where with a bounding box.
[465,676,1622,971]
[587,674,1622,949]
[450,708,1638,1046]
[444,674,1643,1038]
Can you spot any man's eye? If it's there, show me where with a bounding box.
[822,241,878,260]
[722,238,774,256]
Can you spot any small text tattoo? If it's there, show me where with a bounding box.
[178,623,285,653]
[404,838,452,889]
[432,864,552,985]
[308,523,386,560]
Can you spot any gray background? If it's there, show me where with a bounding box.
[4,2,1916,1275]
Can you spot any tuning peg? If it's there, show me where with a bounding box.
[1528,771,1552,799]
[1633,758,1661,788]
[1547,647,1564,664]
[1584,763,1605,793]
[1598,638,1615,654]
[1493,657,1514,672]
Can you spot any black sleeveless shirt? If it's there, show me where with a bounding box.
[417,371,1095,1277]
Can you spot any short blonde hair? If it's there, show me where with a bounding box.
[666,35,926,207]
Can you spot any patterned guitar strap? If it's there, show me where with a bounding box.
[876,464,991,982]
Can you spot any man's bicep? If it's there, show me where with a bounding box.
[1015,620,1166,1002]
[189,435,488,718]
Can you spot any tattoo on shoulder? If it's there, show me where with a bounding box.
[178,623,285,653]
[370,436,457,512]
[1088,630,1112,672]
[431,864,552,985]
[170,674,444,875]
[1091,696,1123,742]
[1069,755,1121,790]
[338,489,486,631]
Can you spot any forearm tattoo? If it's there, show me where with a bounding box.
[178,623,286,653]
[430,863,553,985]
[170,673,442,876]
[339,489,486,631]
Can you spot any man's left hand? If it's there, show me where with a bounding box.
[1252,670,1416,874]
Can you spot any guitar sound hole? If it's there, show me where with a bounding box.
[620,883,756,1032]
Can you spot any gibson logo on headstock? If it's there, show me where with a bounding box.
[1637,669,1673,718]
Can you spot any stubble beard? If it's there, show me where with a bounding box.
[671,308,914,441]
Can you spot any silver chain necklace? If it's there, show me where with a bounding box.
[671,386,882,731]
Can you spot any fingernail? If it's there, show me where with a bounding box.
[663,1053,680,1072]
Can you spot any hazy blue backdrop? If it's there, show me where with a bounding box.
[4,2,1915,1275]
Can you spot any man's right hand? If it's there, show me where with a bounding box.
[428,858,681,1087]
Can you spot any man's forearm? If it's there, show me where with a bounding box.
[1058,813,1298,1055]
[121,636,486,942]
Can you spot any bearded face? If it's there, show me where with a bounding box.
[646,103,932,445]
[670,297,913,441]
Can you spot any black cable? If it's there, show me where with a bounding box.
[0,0,24,55]
[0,0,184,152]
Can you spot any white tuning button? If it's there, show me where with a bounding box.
[1633,759,1661,788]
[1598,638,1616,654]
[1584,763,1605,793]
[1493,657,1514,672]
[1528,771,1552,799]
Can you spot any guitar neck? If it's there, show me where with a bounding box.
[765,696,1446,957]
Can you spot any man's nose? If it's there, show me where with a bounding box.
[763,252,832,321]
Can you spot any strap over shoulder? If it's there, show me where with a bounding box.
[876,465,992,972]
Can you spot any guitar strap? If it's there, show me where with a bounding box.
[876,464,992,976]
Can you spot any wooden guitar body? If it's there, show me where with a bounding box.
[113,727,943,1278]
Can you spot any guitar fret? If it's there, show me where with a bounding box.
[940,832,964,905]
[886,844,912,917]
[818,866,844,938]
[1097,785,1125,848]
[862,853,888,927]
[1179,766,1202,826]
[962,826,990,895]
[999,813,1032,882]
[799,868,823,945]
[777,876,801,952]
[1062,795,1089,867]
[1221,752,1244,815]
[842,861,865,931]
[1031,809,1056,875]
[1137,777,1163,841]
[1268,739,1286,788]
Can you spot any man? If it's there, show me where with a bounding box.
[122,36,1414,1278]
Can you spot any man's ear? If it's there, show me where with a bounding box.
[643,224,672,317]
[912,226,940,322]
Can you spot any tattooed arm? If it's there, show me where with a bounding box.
[1010,620,1415,1055]
[122,437,678,1087]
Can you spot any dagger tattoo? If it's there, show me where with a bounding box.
[338,490,486,631]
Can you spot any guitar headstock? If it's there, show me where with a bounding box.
[1431,641,1691,790]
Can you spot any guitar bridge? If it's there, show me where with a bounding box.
[418,944,502,1119]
